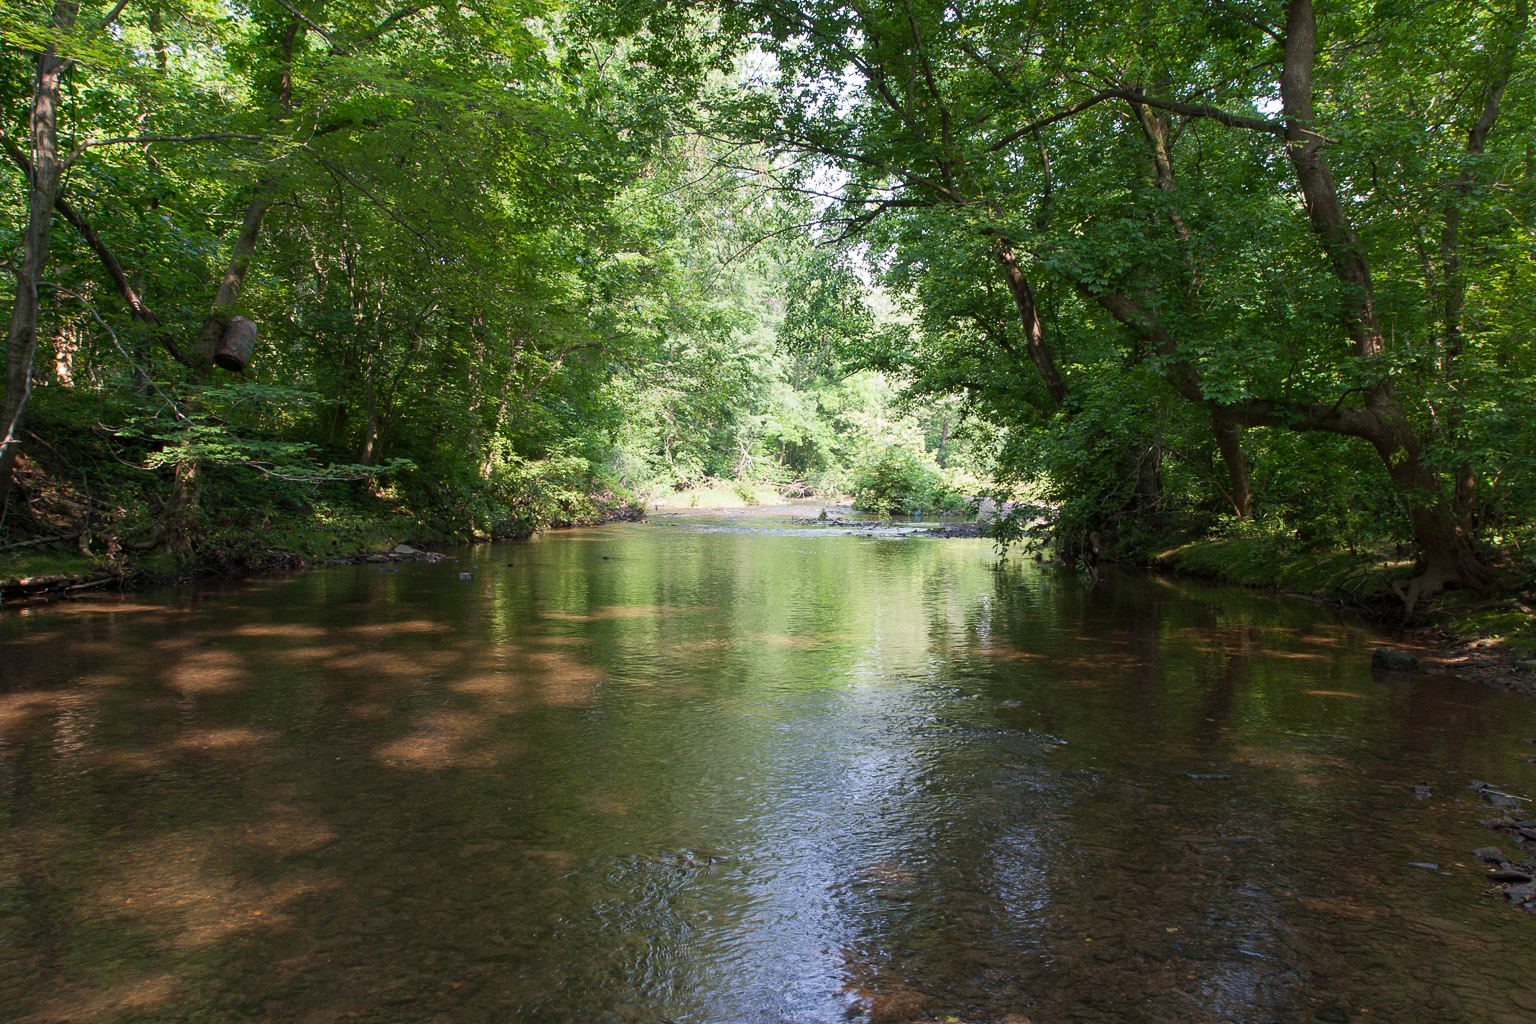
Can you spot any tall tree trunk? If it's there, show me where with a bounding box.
[1,1,77,498]
[191,191,273,380]
[1280,0,1486,600]
[359,383,381,465]
[994,240,1067,409]
[1133,94,1250,516]
[1438,0,1527,534]
[1211,412,1252,519]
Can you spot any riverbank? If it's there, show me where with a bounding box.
[1153,537,1536,697]
[0,484,644,604]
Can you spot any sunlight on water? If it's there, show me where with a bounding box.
[2,515,1535,1023]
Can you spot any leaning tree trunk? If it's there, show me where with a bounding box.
[168,18,299,545]
[0,1,77,499]
[1132,96,1252,519]
[994,241,1068,409]
[167,187,273,548]
[192,192,273,381]
[1280,0,1487,602]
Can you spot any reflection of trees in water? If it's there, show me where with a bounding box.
[1,534,1534,1023]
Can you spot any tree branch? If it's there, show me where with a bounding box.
[351,4,425,49]
[99,0,132,30]
[270,0,335,44]
[2,135,192,366]
[989,89,1283,153]
[313,155,447,256]
[64,132,262,167]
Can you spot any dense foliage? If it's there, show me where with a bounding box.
[703,0,1536,605]
[4,0,1533,611]
[0,0,970,573]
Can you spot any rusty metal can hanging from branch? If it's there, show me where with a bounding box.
[214,316,258,372]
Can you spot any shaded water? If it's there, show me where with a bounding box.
[3,515,1535,1024]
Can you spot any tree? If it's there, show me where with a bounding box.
[715,0,1536,604]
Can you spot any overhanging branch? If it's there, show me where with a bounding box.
[64,133,263,167]
[990,89,1284,152]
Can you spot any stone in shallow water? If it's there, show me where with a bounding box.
[1372,647,1419,672]
[1482,790,1525,809]
[1503,884,1536,904]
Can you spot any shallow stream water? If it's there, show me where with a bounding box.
[3,514,1535,1023]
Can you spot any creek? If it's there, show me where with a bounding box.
[2,513,1534,1023]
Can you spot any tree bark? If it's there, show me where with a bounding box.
[1,0,78,498]
[192,191,274,379]
[1211,412,1252,519]
[1438,0,1527,533]
[1278,0,1487,601]
[994,240,1067,409]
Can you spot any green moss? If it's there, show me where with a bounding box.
[0,548,104,587]
[136,551,179,577]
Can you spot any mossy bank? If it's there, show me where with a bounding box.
[1153,536,1536,697]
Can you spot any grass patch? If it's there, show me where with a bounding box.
[1430,596,1536,657]
[1152,536,1410,601]
[657,482,790,509]
[0,548,105,587]
[1155,536,1536,661]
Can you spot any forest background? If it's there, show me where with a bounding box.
[2,0,1534,636]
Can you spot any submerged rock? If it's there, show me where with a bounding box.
[1372,647,1419,672]
[1477,788,1528,809]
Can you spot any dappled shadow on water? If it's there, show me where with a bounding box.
[2,530,1535,1024]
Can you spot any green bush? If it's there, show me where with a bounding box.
[731,478,761,505]
[852,443,965,516]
